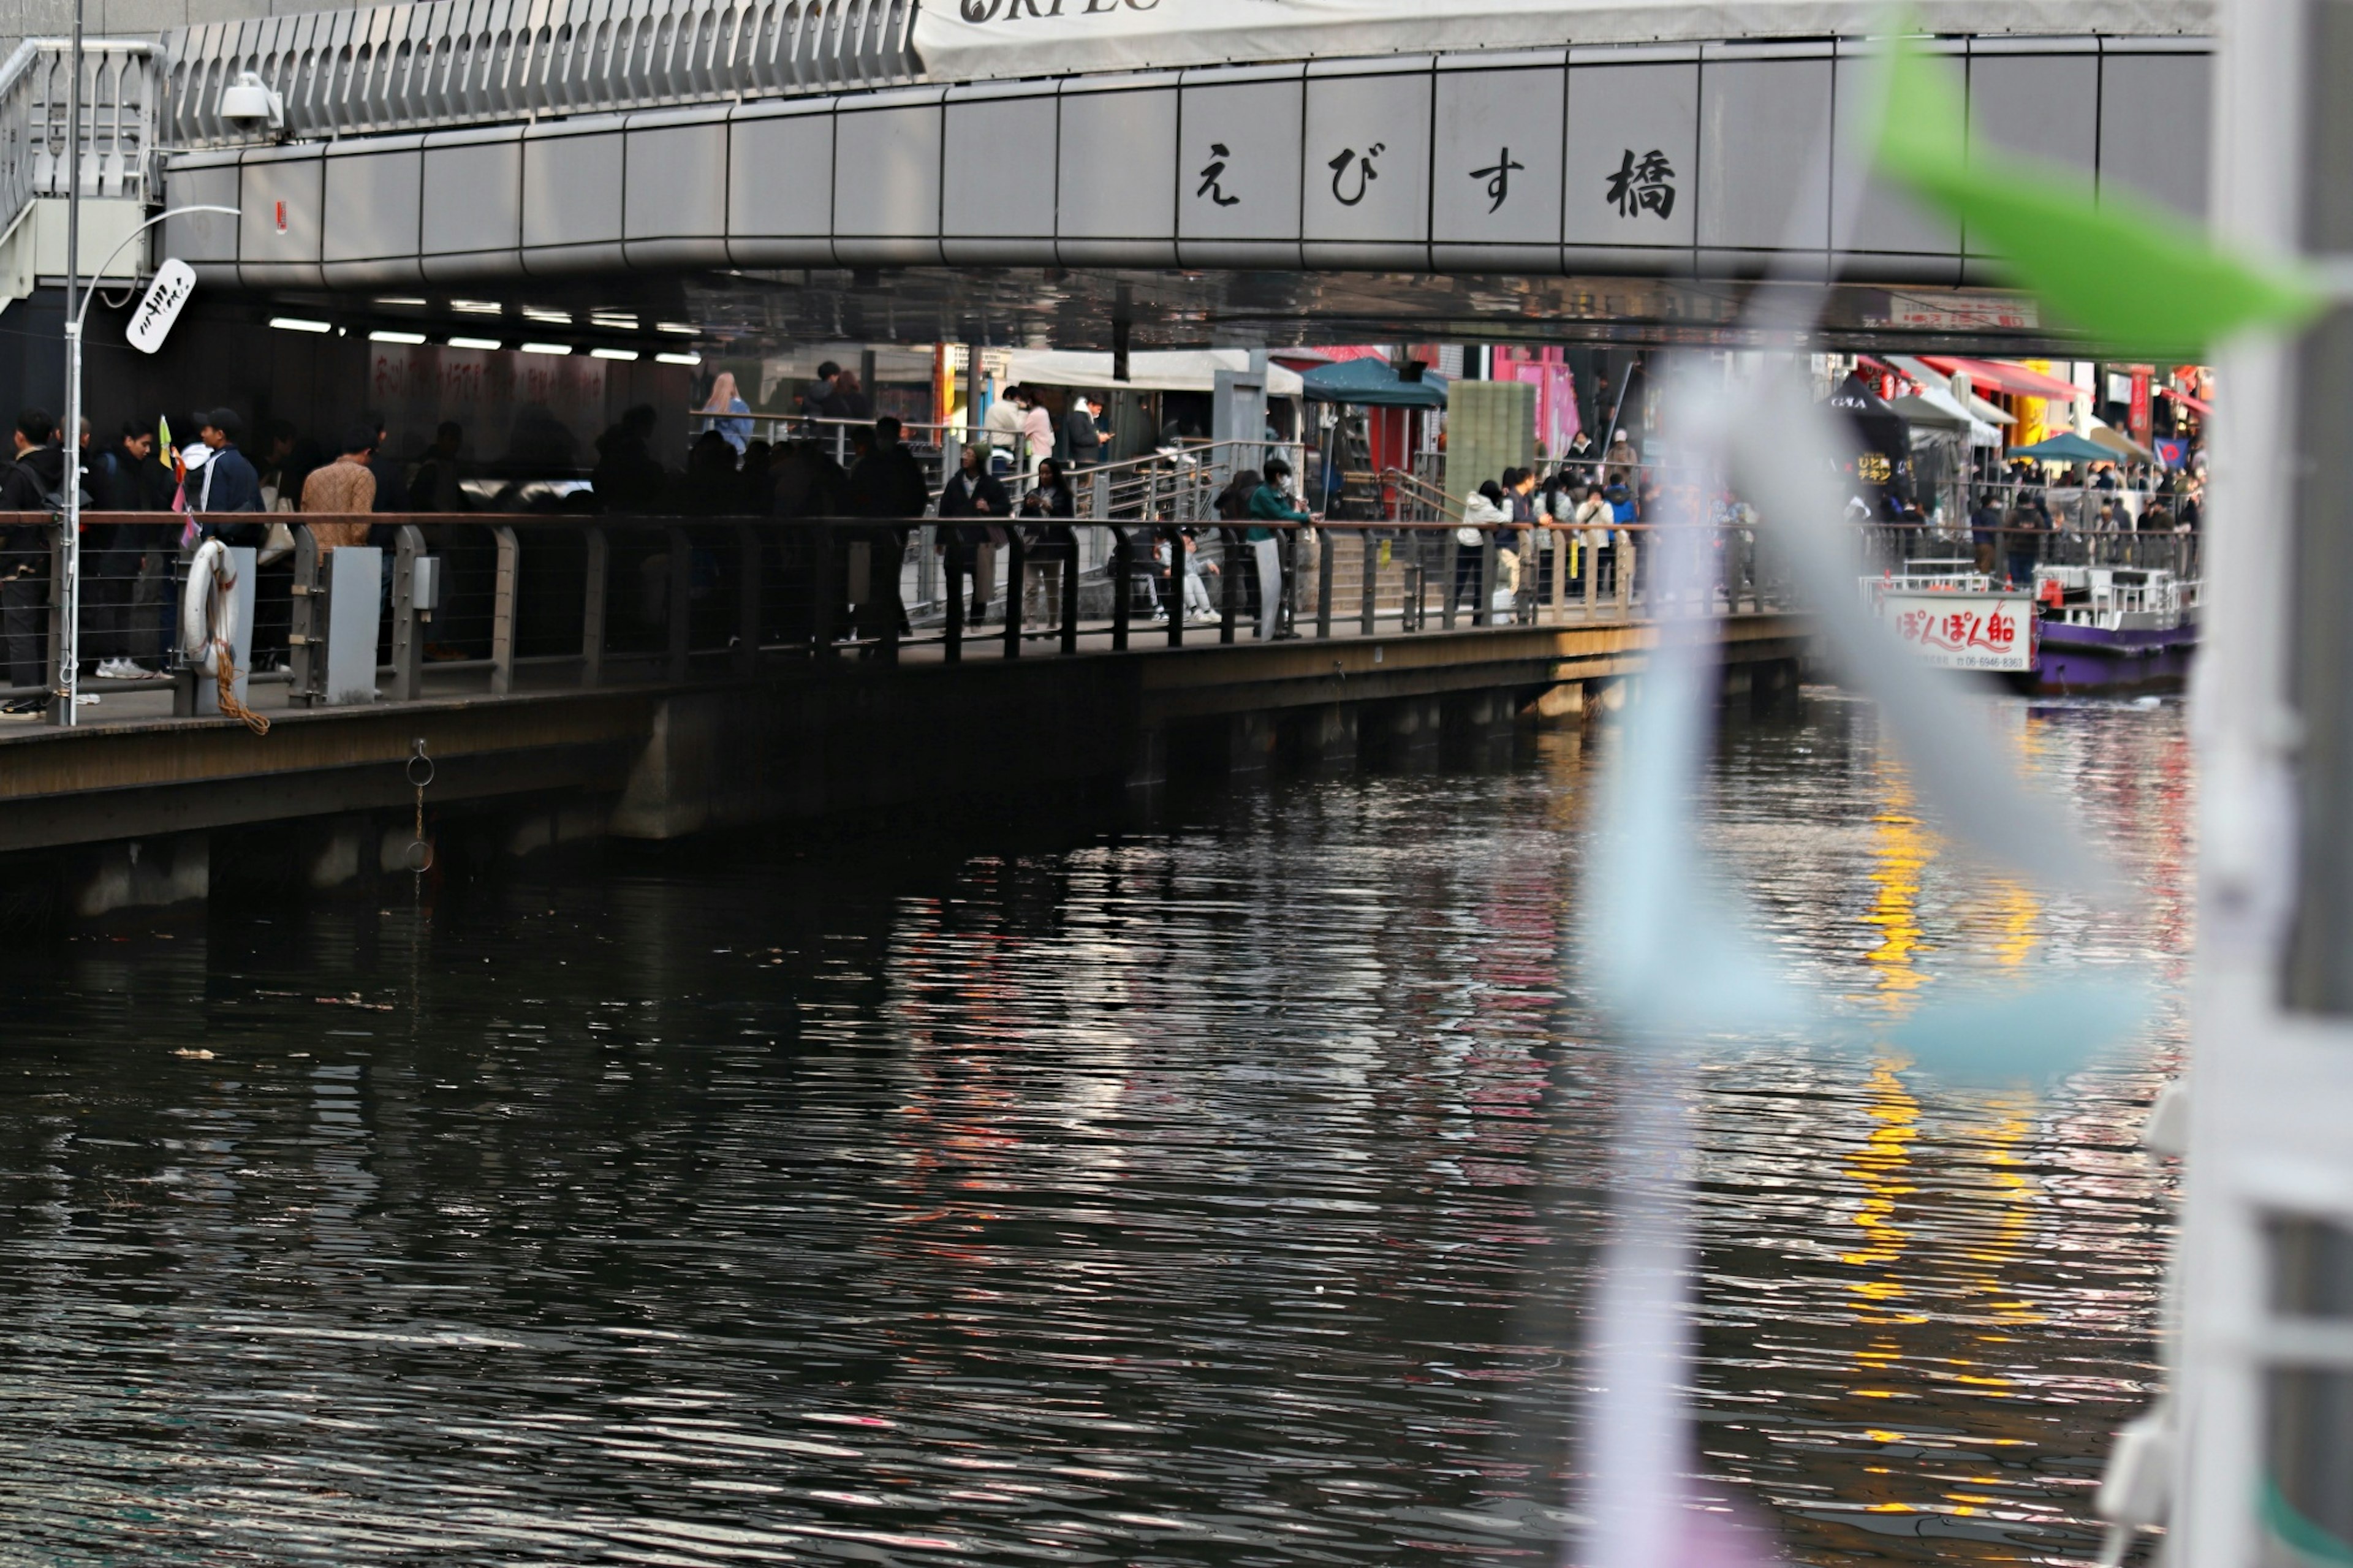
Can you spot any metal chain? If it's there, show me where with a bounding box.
[404,737,434,876]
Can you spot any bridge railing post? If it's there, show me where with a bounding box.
[816,526,839,660]
[1002,531,1025,659]
[1060,530,1080,654]
[736,524,763,678]
[1548,523,1567,625]
[1441,534,1458,632]
[944,536,965,663]
[1164,527,1184,648]
[582,526,608,687]
[490,523,520,695]
[665,525,692,683]
[1110,528,1131,651]
[1360,529,1377,637]
[1585,531,1600,620]
[390,525,426,702]
[1315,523,1334,638]
[1618,535,1636,618]
[1219,528,1240,644]
[287,523,322,705]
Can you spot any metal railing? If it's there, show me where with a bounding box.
[159,0,918,149]
[1859,521,2202,582]
[0,511,1775,714]
[0,39,156,219]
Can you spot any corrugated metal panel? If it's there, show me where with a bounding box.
[157,0,919,148]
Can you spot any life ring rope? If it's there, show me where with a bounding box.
[179,539,270,736]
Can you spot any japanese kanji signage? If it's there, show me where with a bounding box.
[1879,590,2036,673]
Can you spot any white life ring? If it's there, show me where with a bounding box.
[180,537,240,677]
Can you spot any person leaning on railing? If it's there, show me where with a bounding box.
[1246,458,1314,641]
[2001,491,2045,589]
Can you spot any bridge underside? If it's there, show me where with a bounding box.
[222,264,2067,356]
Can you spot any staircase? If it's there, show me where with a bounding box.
[0,38,157,316]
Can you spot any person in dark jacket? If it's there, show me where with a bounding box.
[770,440,845,518]
[364,411,409,514]
[191,407,264,542]
[406,421,469,513]
[0,408,64,701]
[87,422,172,678]
[844,417,926,639]
[592,405,667,512]
[1017,456,1077,628]
[937,443,1010,625]
[847,417,930,521]
[1969,491,2003,575]
[1058,395,1103,470]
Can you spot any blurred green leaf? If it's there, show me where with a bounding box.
[1876,32,2318,355]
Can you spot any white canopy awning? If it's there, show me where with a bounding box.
[917,0,2211,81]
[1001,349,1305,398]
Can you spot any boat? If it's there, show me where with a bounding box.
[1861,558,2198,694]
[2026,565,2200,694]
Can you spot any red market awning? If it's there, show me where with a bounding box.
[2159,385,2213,417]
[1917,356,2086,402]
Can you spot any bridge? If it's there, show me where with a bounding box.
[0,0,2212,351]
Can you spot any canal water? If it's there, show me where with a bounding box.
[0,692,2187,1567]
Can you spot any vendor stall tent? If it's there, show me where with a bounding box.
[1300,358,1450,408]
[1302,357,1451,503]
[2008,431,2117,464]
[1826,372,1914,509]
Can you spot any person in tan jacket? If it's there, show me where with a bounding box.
[299,426,379,550]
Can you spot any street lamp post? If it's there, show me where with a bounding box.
[51,165,238,724]
[55,0,80,726]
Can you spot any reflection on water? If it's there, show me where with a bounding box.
[0,691,2186,1565]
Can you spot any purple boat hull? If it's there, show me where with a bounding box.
[2015,613,2199,694]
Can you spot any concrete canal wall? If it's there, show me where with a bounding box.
[0,615,1811,926]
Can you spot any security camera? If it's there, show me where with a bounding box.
[220,70,284,131]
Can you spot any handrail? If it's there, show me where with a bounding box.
[0,39,155,224]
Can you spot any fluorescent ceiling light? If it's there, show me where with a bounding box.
[590,347,639,361]
[451,299,502,314]
[369,329,428,344]
[522,308,572,324]
[655,351,702,366]
[374,296,427,307]
[591,314,638,329]
[656,322,697,335]
[519,341,573,356]
[447,335,501,350]
[269,316,331,333]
